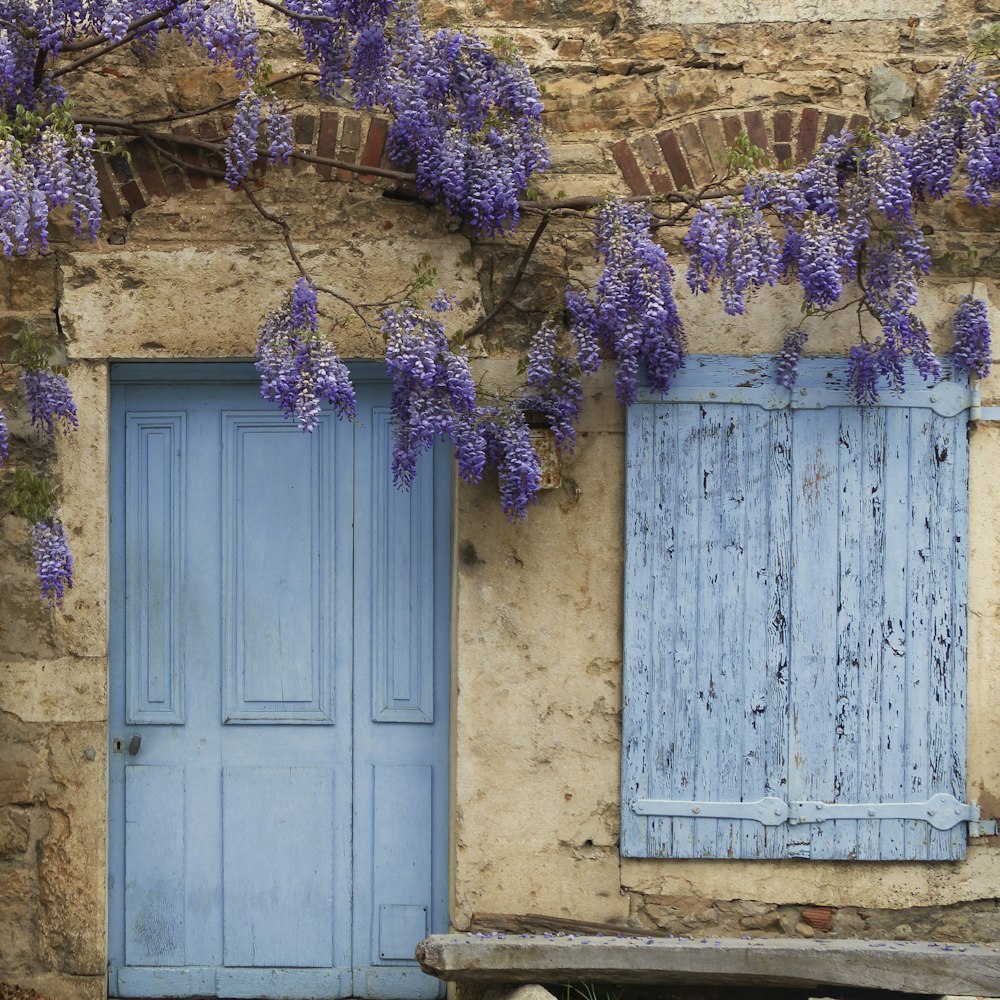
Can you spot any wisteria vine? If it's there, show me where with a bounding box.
[0,0,999,602]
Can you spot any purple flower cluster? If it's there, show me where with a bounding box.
[0,406,8,463]
[520,320,584,451]
[727,113,992,396]
[952,296,991,378]
[684,200,781,315]
[266,99,294,166]
[0,112,101,255]
[480,406,541,520]
[224,89,262,188]
[20,366,78,439]
[282,0,395,101]
[568,201,685,405]
[382,302,479,486]
[775,328,807,390]
[908,59,978,202]
[964,82,1000,207]
[255,278,356,431]
[380,302,547,518]
[31,515,74,607]
[386,28,548,235]
[848,342,880,406]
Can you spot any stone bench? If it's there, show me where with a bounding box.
[416,932,1000,997]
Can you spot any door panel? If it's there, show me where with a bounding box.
[109,365,449,1000]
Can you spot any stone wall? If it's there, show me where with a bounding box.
[3,1,1000,998]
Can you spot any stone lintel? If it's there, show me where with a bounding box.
[416,934,1000,997]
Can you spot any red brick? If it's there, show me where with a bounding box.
[93,157,125,218]
[293,114,316,175]
[336,150,357,184]
[699,117,729,174]
[773,110,792,144]
[342,117,362,151]
[774,143,793,165]
[173,127,208,189]
[316,111,339,179]
[120,179,147,214]
[337,117,363,181]
[294,114,315,146]
[821,113,846,143]
[679,122,713,185]
[161,166,187,196]
[650,170,675,194]
[795,108,820,164]
[721,115,744,148]
[611,140,650,195]
[657,130,693,190]
[129,142,169,200]
[197,120,222,141]
[849,114,870,134]
[359,118,388,184]
[744,110,769,152]
[635,134,662,170]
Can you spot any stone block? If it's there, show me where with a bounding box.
[0,806,30,855]
[867,65,915,122]
[631,30,685,59]
[8,257,58,313]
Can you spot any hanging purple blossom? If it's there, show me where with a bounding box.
[775,329,808,390]
[848,343,880,406]
[519,358,583,453]
[256,284,356,431]
[224,89,262,188]
[266,99,294,165]
[386,28,548,235]
[570,201,685,405]
[20,366,78,439]
[31,515,74,608]
[952,296,992,378]
[684,200,781,315]
[382,302,480,486]
[480,405,542,520]
[0,406,8,463]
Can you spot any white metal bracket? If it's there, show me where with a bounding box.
[634,793,978,832]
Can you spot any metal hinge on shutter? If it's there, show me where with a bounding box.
[634,793,979,831]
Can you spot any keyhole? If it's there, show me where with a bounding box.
[112,738,123,753]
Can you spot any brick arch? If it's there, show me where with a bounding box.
[93,111,393,219]
[609,106,871,196]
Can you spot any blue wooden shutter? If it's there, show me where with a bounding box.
[621,356,973,861]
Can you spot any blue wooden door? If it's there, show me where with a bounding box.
[108,364,450,999]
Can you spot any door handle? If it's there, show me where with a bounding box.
[127,734,142,756]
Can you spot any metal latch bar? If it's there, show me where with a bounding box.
[633,797,789,825]
[634,793,977,831]
[789,794,978,831]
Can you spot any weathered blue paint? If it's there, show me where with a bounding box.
[109,364,449,999]
[622,356,970,861]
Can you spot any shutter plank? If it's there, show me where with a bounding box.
[740,407,791,859]
[926,412,969,860]
[693,404,725,858]
[649,403,680,857]
[876,407,910,860]
[717,405,748,858]
[656,404,696,857]
[663,403,708,857]
[856,407,889,859]
[788,409,841,859]
[904,409,935,859]
[621,405,657,857]
[832,408,863,861]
